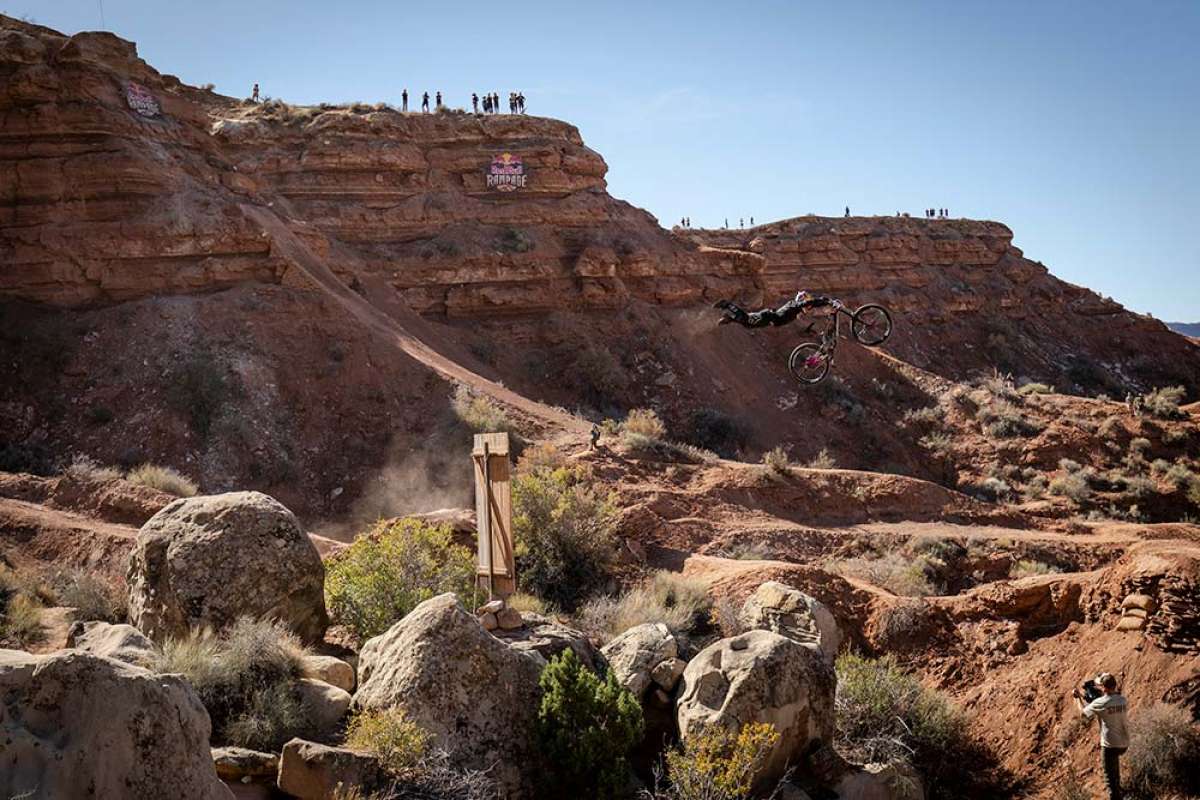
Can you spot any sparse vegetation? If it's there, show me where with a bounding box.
[505,591,548,615]
[536,648,644,799]
[344,707,432,777]
[575,571,710,642]
[169,354,231,438]
[155,618,309,750]
[807,448,837,469]
[324,518,476,641]
[654,722,781,800]
[874,599,930,649]
[977,400,1042,438]
[831,552,940,597]
[495,226,533,253]
[512,465,618,611]
[621,408,667,440]
[516,442,566,475]
[126,463,199,496]
[1022,474,1049,501]
[1018,382,1053,396]
[64,454,122,482]
[0,568,44,647]
[1140,386,1187,420]
[1122,703,1200,799]
[451,385,517,434]
[685,408,744,458]
[762,446,791,474]
[903,406,942,428]
[1048,472,1091,504]
[42,567,126,622]
[919,431,954,456]
[1009,559,1062,578]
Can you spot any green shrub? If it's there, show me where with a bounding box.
[1022,474,1049,501]
[575,571,710,642]
[495,227,533,253]
[155,618,308,750]
[169,354,230,437]
[324,518,475,641]
[977,401,1041,438]
[126,463,199,496]
[1129,437,1152,458]
[658,722,781,800]
[451,385,516,434]
[64,454,122,482]
[1122,703,1200,799]
[685,408,744,458]
[835,653,967,796]
[535,648,643,799]
[344,707,431,777]
[516,442,566,475]
[0,569,44,648]
[512,466,617,611]
[762,446,791,474]
[1049,472,1091,504]
[1164,462,1197,490]
[1140,386,1187,420]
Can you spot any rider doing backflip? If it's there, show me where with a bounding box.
[715,291,834,328]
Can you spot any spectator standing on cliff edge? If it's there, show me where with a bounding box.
[472,93,479,114]
[402,89,408,112]
[421,92,429,112]
[251,83,259,103]
[1074,673,1130,800]
[435,91,442,109]
[845,206,850,217]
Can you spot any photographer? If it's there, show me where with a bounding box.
[1073,672,1130,800]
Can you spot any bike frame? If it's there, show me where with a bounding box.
[807,301,854,356]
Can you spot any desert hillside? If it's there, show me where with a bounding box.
[1,15,1198,800]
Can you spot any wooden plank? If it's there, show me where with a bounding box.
[472,432,515,599]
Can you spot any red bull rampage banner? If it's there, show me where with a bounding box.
[487,153,526,192]
[125,82,161,118]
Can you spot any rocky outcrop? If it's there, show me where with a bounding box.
[676,630,836,786]
[212,746,279,782]
[353,593,543,797]
[301,653,356,693]
[126,491,328,643]
[277,738,385,800]
[834,761,926,800]
[740,580,843,665]
[600,622,680,699]
[65,619,157,666]
[490,611,605,671]
[0,649,232,800]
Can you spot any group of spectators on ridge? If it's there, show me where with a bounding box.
[248,83,527,115]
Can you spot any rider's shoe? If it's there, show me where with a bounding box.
[713,299,731,310]
[717,315,733,325]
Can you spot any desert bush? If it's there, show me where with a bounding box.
[1122,703,1200,799]
[1009,559,1062,578]
[64,454,122,482]
[42,567,125,622]
[723,541,775,561]
[0,568,44,648]
[505,591,548,615]
[655,722,781,800]
[621,408,667,440]
[1059,458,1083,473]
[451,385,516,434]
[512,466,617,611]
[807,448,837,469]
[835,653,967,794]
[1189,481,1200,510]
[1022,474,1049,501]
[1149,458,1172,479]
[325,518,475,641]
[1049,472,1091,504]
[516,442,566,475]
[575,571,710,641]
[919,431,954,457]
[1140,386,1187,420]
[1119,474,1155,498]
[169,354,230,437]
[974,476,1013,502]
[1098,415,1124,438]
[0,441,57,476]
[902,406,942,428]
[536,648,643,799]
[125,463,199,496]
[685,408,744,458]
[874,599,930,649]
[572,344,630,408]
[495,226,533,253]
[971,372,1022,403]
[1163,462,1197,490]
[832,552,939,597]
[345,707,432,777]
[1018,382,1053,396]
[156,618,308,749]
[761,446,791,474]
[977,400,1041,438]
[1129,437,1152,458]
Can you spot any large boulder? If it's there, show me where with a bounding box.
[491,612,606,672]
[354,593,544,797]
[0,649,233,800]
[740,581,843,665]
[126,492,328,643]
[676,630,836,786]
[600,622,679,698]
[277,738,385,800]
[66,620,157,667]
[834,761,926,800]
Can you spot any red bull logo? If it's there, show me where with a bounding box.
[125,82,161,118]
[486,153,527,192]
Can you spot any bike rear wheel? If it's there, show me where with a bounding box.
[852,304,892,346]
[789,343,831,384]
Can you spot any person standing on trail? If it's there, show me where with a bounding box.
[402,89,408,112]
[435,91,442,109]
[472,93,479,113]
[422,92,429,112]
[1074,673,1130,800]
[251,83,259,103]
[590,425,601,450]
[518,92,526,113]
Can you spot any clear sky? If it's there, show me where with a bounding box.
[12,1,1200,320]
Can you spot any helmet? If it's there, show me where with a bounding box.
[794,290,809,303]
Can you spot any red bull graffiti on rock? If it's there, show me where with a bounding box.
[125,82,161,118]
[487,153,527,192]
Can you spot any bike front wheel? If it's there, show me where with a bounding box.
[852,304,892,346]
[789,343,831,384]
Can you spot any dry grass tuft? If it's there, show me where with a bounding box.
[126,463,199,496]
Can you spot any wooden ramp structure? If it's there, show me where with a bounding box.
[473,432,515,599]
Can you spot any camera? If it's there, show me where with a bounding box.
[1079,679,1102,703]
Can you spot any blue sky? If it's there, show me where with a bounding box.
[14,1,1200,320]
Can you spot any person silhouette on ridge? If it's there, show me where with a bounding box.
[435,91,442,109]
[402,89,408,112]
[421,92,429,113]
[472,93,479,114]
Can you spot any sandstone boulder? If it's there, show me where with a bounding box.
[492,612,605,672]
[354,593,543,797]
[66,620,157,666]
[834,761,925,800]
[302,654,356,693]
[127,492,328,643]
[676,630,836,786]
[600,622,679,698]
[277,738,385,800]
[296,678,353,736]
[740,580,842,664]
[0,649,232,800]
[212,746,278,781]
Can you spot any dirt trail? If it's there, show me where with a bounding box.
[241,205,587,434]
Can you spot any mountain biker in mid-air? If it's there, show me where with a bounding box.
[714,291,834,328]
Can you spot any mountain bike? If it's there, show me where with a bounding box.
[788,301,892,384]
